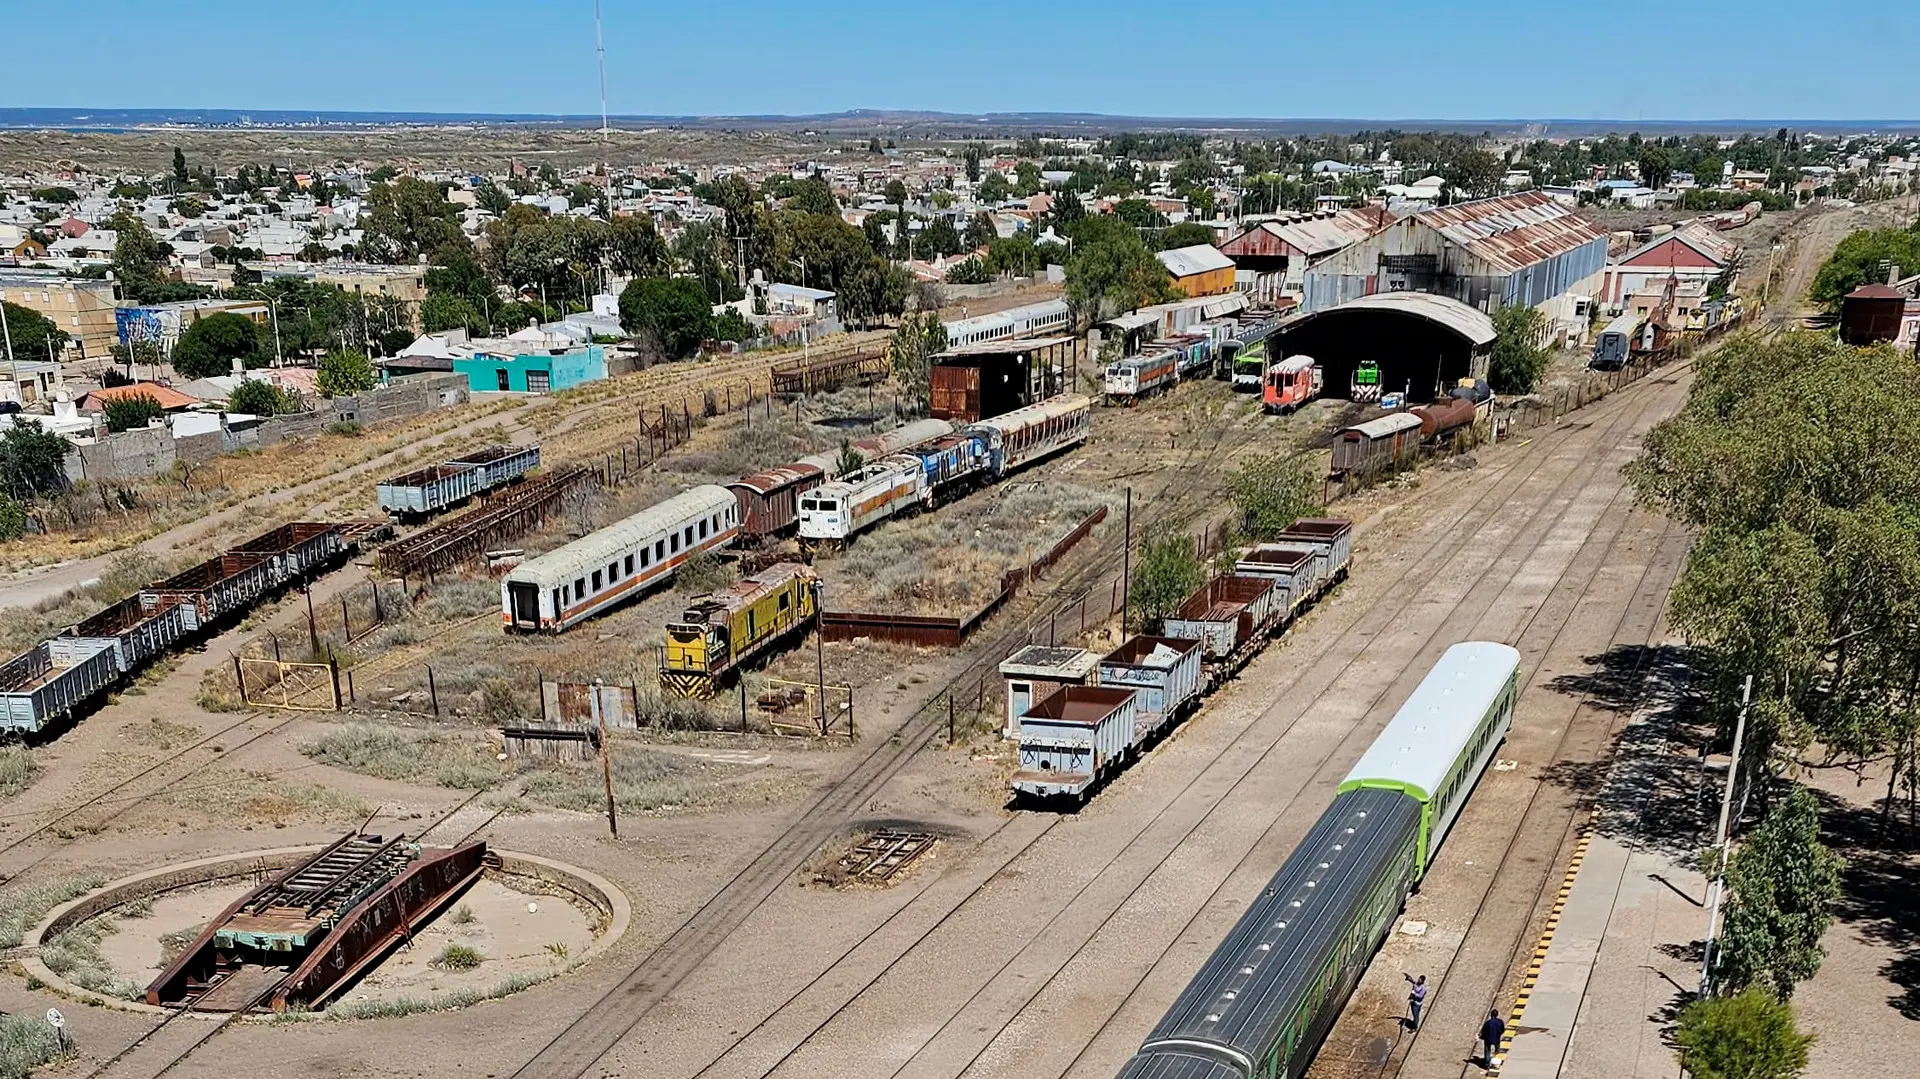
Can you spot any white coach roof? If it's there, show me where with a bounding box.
[1343,641,1521,798]
[507,484,734,586]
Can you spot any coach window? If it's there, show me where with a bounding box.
[655,540,665,560]
[625,554,634,575]
[698,519,708,540]
[670,533,680,553]
[640,547,650,568]
[592,570,602,591]
[574,577,586,597]
[552,588,561,611]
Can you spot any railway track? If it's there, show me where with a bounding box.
[510,360,1698,1079]
[695,356,1697,1079]
[78,788,496,1079]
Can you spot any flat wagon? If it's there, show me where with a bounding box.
[60,595,191,674]
[0,638,120,734]
[1011,686,1140,801]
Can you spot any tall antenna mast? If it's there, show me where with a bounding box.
[595,0,611,299]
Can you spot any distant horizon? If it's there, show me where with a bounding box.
[4,107,1919,137]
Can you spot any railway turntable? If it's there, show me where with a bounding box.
[146,831,493,1013]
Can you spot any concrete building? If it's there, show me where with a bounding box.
[453,332,606,394]
[1302,190,1607,346]
[0,360,63,407]
[1156,243,1237,298]
[0,272,121,363]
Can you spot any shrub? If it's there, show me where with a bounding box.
[433,943,482,970]
[0,747,37,799]
[0,1012,68,1078]
[1489,304,1550,395]
[103,392,164,433]
[1675,989,1813,1079]
[317,349,377,397]
[229,379,295,417]
[944,258,990,285]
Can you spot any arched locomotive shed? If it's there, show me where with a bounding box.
[1276,291,1496,403]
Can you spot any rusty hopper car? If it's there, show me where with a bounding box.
[1233,544,1324,622]
[1099,635,1205,736]
[728,463,826,541]
[0,638,120,733]
[1331,412,1423,475]
[1272,518,1354,583]
[142,551,279,630]
[1164,575,1281,660]
[660,563,819,699]
[59,595,191,675]
[1012,686,1141,801]
[230,522,345,585]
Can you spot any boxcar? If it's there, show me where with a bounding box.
[728,463,826,541]
[1331,413,1423,475]
[502,485,739,633]
[1011,686,1140,800]
[966,393,1092,477]
[797,457,928,543]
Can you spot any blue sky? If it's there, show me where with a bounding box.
[6,0,1916,121]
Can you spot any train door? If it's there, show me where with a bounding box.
[507,582,541,629]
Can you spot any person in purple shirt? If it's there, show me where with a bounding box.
[1404,973,1428,1030]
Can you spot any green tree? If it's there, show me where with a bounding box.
[103,392,164,433]
[172,147,189,187]
[1051,188,1086,229]
[169,195,207,219]
[1488,304,1550,394]
[1129,525,1203,632]
[360,176,466,263]
[944,258,990,285]
[1444,150,1505,199]
[0,418,71,499]
[171,311,264,379]
[1159,222,1217,251]
[1226,453,1322,540]
[109,210,167,295]
[1809,227,1920,311]
[886,311,948,411]
[917,216,964,260]
[1675,989,1813,1079]
[977,171,1011,202]
[618,276,713,359]
[474,181,513,215]
[368,164,400,183]
[1639,145,1674,190]
[1064,216,1178,325]
[32,186,78,204]
[421,292,485,336]
[1,301,65,361]
[788,175,839,217]
[963,143,983,183]
[712,307,754,342]
[424,248,498,314]
[317,350,377,397]
[1014,160,1042,196]
[1628,335,1920,792]
[1717,789,1844,999]
[963,212,997,251]
[608,214,669,278]
[229,379,294,416]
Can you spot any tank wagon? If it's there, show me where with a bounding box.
[376,444,539,518]
[660,563,818,699]
[1113,641,1520,1079]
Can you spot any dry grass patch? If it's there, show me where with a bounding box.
[159,767,370,825]
[303,723,507,790]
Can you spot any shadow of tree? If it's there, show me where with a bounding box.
[1537,643,1717,858]
[1812,792,1920,1020]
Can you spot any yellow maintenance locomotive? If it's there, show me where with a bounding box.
[659,563,819,699]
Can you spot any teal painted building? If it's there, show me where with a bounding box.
[454,344,606,394]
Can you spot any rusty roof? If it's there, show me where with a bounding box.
[1414,190,1605,276]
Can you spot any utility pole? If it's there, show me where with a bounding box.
[1699,674,1753,996]
[1120,487,1133,636]
[593,678,618,837]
